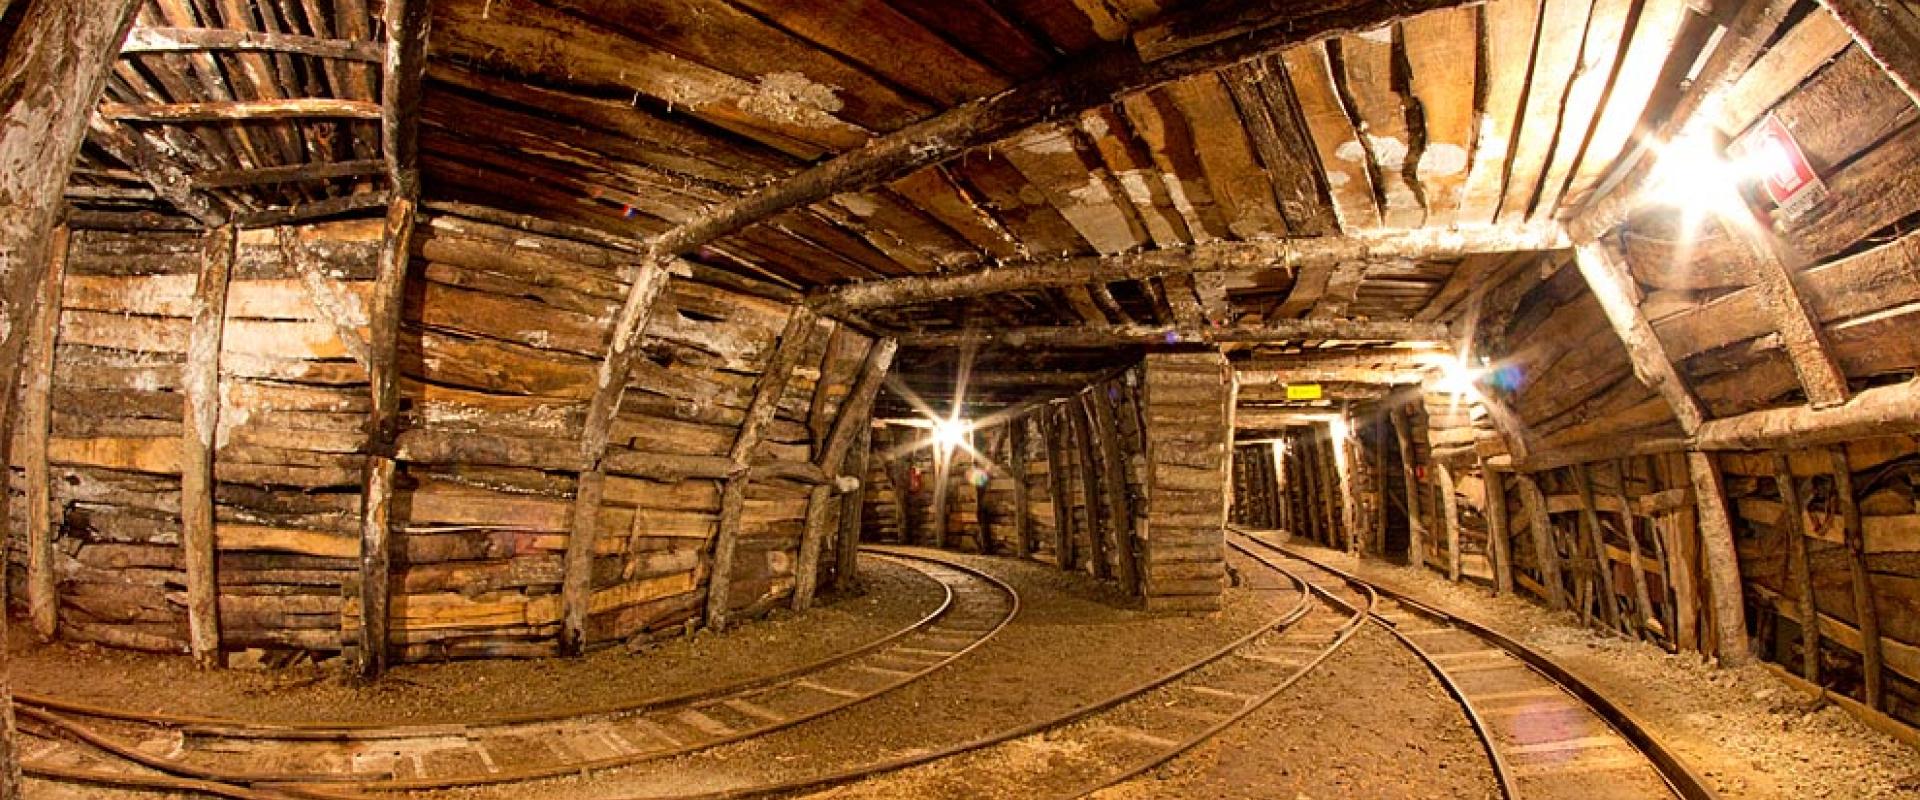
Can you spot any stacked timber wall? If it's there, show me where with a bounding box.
[9,207,883,664]
[1139,351,1232,612]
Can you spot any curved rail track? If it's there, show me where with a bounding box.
[16,547,1018,797]
[1233,528,1718,800]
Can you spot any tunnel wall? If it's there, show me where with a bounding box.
[9,207,879,662]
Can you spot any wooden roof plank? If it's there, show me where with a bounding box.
[1402,7,1480,226]
[1118,87,1233,240]
[1220,54,1340,236]
[1282,41,1380,230]
[1563,0,1694,209]
[1499,0,1591,223]
[1529,0,1635,219]
[1163,73,1289,238]
[1334,29,1425,228]
[1001,124,1150,254]
[1460,0,1545,224]
[1078,105,1195,248]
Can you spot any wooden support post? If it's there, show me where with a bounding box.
[1391,407,1426,565]
[832,422,873,589]
[22,226,68,640]
[1828,446,1883,708]
[796,338,897,610]
[1643,456,1680,645]
[1372,429,1389,555]
[885,454,916,544]
[930,446,954,550]
[1009,418,1034,558]
[1089,385,1140,595]
[1706,185,1851,409]
[1319,428,1343,550]
[1771,452,1820,683]
[1574,463,1624,633]
[356,197,416,676]
[1573,241,1705,434]
[1042,406,1076,570]
[704,308,818,633]
[1069,393,1110,580]
[1686,451,1752,666]
[181,225,235,669]
[1299,432,1325,545]
[1333,419,1360,556]
[1438,463,1462,582]
[1,7,141,781]
[974,440,994,552]
[1483,459,1514,596]
[1518,473,1567,610]
[1614,460,1656,642]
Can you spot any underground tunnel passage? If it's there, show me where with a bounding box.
[2,0,1919,795]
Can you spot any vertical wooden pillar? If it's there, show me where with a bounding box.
[1518,473,1567,610]
[1771,453,1820,683]
[1828,446,1883,707]
[1008,418,1033,557]
[973,437,994,552]
[1686,451,1751,666]
[1574,463,1623,633]
[832,422,873,589]
[1068,393,1109,579]
[22,225,68,640]
[1089,386,1140,594]
[1298,433,1324,544]
[795,337,896,610]
[930,444,954,549]
[1614,460,1656,641]
[1274,441,1293,534]
[1371,427,1388,555]
[704,307,818,632]
[1042,405,1075,570]
[1334,419,1361,556]
[358,196,416,675]
[1483,460,1514,596]
[1437,463,1462,582]
[1391,407,1426,565]
[182,225,236,669]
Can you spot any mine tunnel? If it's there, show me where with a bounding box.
[2,0,1919,795]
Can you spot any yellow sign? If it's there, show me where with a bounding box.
[1285,384,1323,400]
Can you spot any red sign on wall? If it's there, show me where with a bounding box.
[1731,114,1826,221]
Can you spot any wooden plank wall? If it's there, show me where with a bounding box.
[20,208,877,663]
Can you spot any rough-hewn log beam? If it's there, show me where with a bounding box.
[831,423,872,591]
[794,337,898,610]
[577,264,674,463]
[1567,0,1797,241]
[182,225,234,669]
[1483,456,1514,596]
[1573,240,1705,433]
[1573,463,1623,633]
[703,308,820,632]
[233,191,393,229]
[1830,446,1884,708]
[2,25,145,774]
[1438,463,1462,582]
[1008,418,1033,558]
[355,196,416,676]
[99,99,383,122]
[86,116,230,227]
[1771,453,1820,684]
[195,158,387,189]
[1234,408,1343,429]
[1818,0,1920,109]
[1390,407,1426,567]
[1687,451,1752,666]
[822,226,1564,314]
[382,0,430,198]
[21,225,67,640]
[122,27,385,61]
[1703,185,1850,408]
[1693,377,1920,451]
[1087,388,1139,593]
[654,0,1502,266]
[1042,405,1076,570]
[1237,367,1433,386]
[902,320,1452,349]
[1518,473,1568,610]
[1614,460,1656,642]
[1067,394,1110,579]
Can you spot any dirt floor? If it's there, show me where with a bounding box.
[10,556,944,725]
[1287,538,1920,799]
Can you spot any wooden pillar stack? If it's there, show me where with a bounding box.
[1138,352,1232,612]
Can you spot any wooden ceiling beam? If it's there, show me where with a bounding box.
[1572,240,1705,433]
[122,27,384,61]
[99,99,383,122]
[195,158,388,188]
[1236,367,1432,386]
[817,224,1565,313]
[899,318,1452,349]
[1566,0,1797,241]
[86,115,230,227]
[644,0,1488,264]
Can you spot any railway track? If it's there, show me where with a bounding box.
[15,547,1018,797]
[1233,528,1718,800]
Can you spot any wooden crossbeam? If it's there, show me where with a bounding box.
[355,196,415,676]
[1236,367,1432,386]
[646,0,1490,267]
[233,190,393,228]
[122,27,384,61]
[383,0,430,197]
[817,225,1565,313]
[100,99,383,121]
[21,225,68,641]
[901,320,1452,349]
[195,158,387,188]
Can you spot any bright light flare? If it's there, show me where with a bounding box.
[932,417,970,451]
[1433,355,1487,398]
